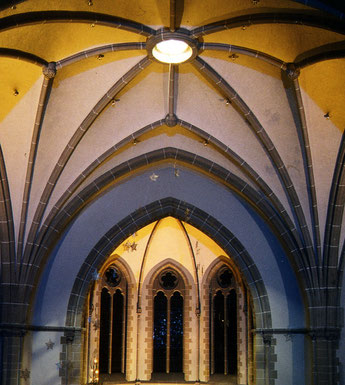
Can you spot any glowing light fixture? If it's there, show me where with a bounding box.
[147,30,198,64]
[152,39,193,64]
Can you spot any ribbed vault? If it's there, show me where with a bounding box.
[0,1,345,384]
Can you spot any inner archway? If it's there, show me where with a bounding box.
[80,213,264,384]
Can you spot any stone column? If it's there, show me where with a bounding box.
[310,328,340,385]
[0,282,29,385]
[237,287,248,385]
[0,330,25,385]
[254,332,277,385]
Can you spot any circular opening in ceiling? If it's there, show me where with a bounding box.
[147,30,199,64]
[152,39,193,64]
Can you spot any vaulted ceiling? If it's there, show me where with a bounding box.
[0,0,345,296]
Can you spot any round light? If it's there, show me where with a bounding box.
[152,39,193,64]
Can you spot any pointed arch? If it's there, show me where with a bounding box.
[63,198,274,384]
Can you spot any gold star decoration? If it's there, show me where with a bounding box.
[123,240,131,251]
[130,241,137,251]
[150,172,159,181]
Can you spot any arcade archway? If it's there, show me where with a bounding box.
[81,215,260,384]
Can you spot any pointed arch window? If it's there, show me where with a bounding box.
[210,266,237,375]
[153,269,184,374]
[99,265,127,375]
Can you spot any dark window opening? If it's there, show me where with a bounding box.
[227,289,237,375]
[211,267,237,376]
[153,291,167,372]
[105,266,121,287]
[159,270,178,290]
[214,290,225,373]
[99,288,110,373]
[112,289,124,373]
[98,268,127,376]
[170,291,183,372]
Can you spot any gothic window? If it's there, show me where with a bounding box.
[210,266,237,375]
[99,265,127,375]
[153,269,184,374]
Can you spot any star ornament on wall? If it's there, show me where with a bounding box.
[150,172,159,181]
[45,339,55,350]
[123,240,131,251]
[92,269,100,281]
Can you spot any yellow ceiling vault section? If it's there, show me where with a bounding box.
[0,22,145,120]
[109,217,227,285]
[1,2,344,128]
[178,0,312,26]
[300,59,345,130]
[1,0,166,26]
[0,24,145,61]
[0,58,42,122]
[1,0,311,26]
[202,25,345,63]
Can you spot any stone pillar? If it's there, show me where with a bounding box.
[59,329,83,385]
[237,287,248,385]
[0,282,29,385]
[254,332,277,385]
[310,329,340,385]
[0,331,24,385]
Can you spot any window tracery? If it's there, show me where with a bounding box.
[153,268,184,374]
[210,265,237,375]
[97,265,127,376]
